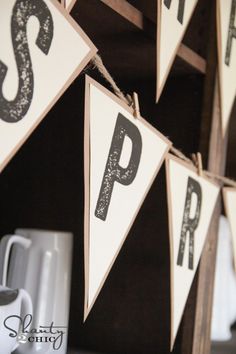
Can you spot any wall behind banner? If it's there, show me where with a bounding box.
[0,68,204,354]
[0,0,209,353]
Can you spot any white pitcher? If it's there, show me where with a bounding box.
[0,285,32,354]
[0,229,73,354]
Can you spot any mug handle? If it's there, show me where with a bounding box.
[0,235,31,286]
[12,288,33,351]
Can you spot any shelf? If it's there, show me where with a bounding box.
[72,0,206,84]
[100,0,206,74]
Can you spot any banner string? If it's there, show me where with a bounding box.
[91,54,133,107]
[170,146,193,165]
[90,53,236,189]
[204,171,236,188]
[61,0,133,107]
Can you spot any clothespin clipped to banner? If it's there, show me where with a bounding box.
[133,92,141,119]
[61,0,66,8]
[196,152,203,177]
[192,152,203,177]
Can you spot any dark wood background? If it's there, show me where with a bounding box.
[0,1,235,353]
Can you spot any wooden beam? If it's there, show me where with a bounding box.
[191,80,228,354]
[100,0,206,74]
[178,44,206,75]
[179,0,229,353]
[101,0,144,29]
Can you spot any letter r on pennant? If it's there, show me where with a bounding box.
[164,0,186,24]
[225,0,236,66]
[177,177,202,270]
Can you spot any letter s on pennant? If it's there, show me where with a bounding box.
[0,0,54,123]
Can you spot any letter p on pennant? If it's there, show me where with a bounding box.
[84,76,171,319]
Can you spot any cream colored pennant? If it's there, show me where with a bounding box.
[156,0,198,101]
[217,0,236,135]
[223,187,236,272]
[0,0,96,172]
[166,154,220,349]
[84,76,171,319]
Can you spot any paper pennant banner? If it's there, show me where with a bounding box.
[156,0,198,101]
[217,0,236,135]
[84,76,171,319]
[165,155,220,349]
[223,188,236,272]
[0,0,96,172]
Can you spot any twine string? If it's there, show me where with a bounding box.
[91,54,133,107]
[204,171,236,188]
[170,146,193,165]
[91,53,236,189]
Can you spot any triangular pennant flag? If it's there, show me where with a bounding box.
[223,188,236,272]
[0,0,96,172]
[165,155,220,350]
[156,0,198,101]
[217,0,236,135]
[84,76,171,319]
[65,0,76,12]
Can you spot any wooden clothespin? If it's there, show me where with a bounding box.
[191,153,197,166]
[196,152,203,177]
[192,152,203,176]
[133,92,141,119]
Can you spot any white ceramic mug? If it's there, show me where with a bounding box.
[0,229,73,354]
[0,285,32,354]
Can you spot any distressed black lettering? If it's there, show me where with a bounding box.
[225,0,236,66]
[95,113,142,221]
[177,177,202,270]
[164,0,186,24]
[0,0,54,123]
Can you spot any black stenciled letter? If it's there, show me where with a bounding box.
[225,0,236,66]
[95,113,142,221]
[164,0,186,24]
[0,0,54,123]
[177,177,202,270]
